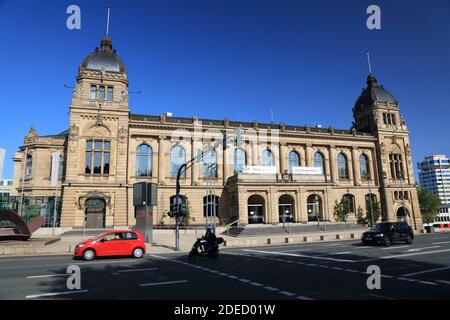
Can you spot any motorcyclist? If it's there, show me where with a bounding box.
[201,226,217,252]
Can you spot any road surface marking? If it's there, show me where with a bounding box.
[435,279,450,285]
[26,290,88,299]
[332,267,343,270]
[381,245,410,250]
[397,277,416,282]
[27,274,68,279]
[401,266,450,277]
[279,248,312,252]
[264,286,279,291]
[250,282,263,287]
[432,241,450,245]
[324,243,344,247]
[345,269,359,273]
[360,249,450,262]
[242,249,356,263]
[139,280,188,287]
[417,280,438,286]
[332,251,352,255]
[148,254,315,300]
[280,291,296,296]
[117,268,158,273]
[297,296,315,300]
[407,246,440,252]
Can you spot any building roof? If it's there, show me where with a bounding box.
[130,113,372,137]
[354,74,398,110]
[80,36,126,73]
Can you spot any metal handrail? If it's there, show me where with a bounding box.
[225,218,240,235]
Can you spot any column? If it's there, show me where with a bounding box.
[279,143,287,173]
[223,147,230,185]
[158,136,167,184]
[329,146,337,184]
[305,144,312,167]
[352,147,361,186]
[191,139,199,185]
[251,142,257,165]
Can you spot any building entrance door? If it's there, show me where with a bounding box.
[85,198,106,228]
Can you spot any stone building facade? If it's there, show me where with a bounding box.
[11,36,423,231]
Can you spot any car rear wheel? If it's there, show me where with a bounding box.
[132,247,144,258]
[383,236,391,247]
[82,249,95,261]
[405,234,413,244]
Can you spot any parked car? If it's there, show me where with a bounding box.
[362,222,414,246]
[74,230,146,261]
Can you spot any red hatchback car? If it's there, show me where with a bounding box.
[74,230,146,261]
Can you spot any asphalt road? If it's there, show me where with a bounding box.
[1,232,450,300]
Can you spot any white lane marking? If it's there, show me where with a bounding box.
[407,246,441,252]
[345,269,359,273]
[148,254,315,300]
[432,241,450,245]
[401,266,450,277]
[360,249,450,262]
[117,268,158,273]
[279,249,312,252]
[397,277,416,282]
[280,291,296,296]
[76,260,138,266]
[250,282,263,287]
[242,249,356,263]
[435,280,450,285]
[381,245,410,250]
[27,274,68,279]
[264,286,279,291]
[332,251,352,255]
[324,243,344,247]
[332,267,343,271]
[139,280,188,287]
[297,296,316,300]
[26,290,88,299]
[417,280,438,286]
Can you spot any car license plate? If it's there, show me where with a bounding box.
[365,237,372,240]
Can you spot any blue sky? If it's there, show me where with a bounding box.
[0,0,449,179]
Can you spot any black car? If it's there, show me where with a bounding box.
[362,222,414,246]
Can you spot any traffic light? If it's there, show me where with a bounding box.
[222,132,228,150]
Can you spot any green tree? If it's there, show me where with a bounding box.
[334,198,352,222]
[365,198,381,227]
[417,187,441,224]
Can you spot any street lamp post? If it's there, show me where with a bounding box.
[364,173,374,227]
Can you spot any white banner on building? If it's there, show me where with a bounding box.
[242,166,276,174]
[292,166,323,175]
[50,151,60,187]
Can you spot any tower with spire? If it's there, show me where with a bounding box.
[353,74,422,229]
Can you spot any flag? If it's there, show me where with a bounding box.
[50,151,60,187]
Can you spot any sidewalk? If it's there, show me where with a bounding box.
[0,226,369,256]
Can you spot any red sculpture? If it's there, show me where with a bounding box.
[0,210,46,241]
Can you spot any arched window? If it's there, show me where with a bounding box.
[288,151,299,173]
[314,152,325,175]
[337,153,349,179]
[342,194,355,213]
[26,155,32,178]
[202,149,217,178]
[170,145,186,178]
[262,149,274,166]
[359,154,370,180]
[136,144,153,177]
[234,149,246,174]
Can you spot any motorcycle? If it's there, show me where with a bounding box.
[188,236,224,260]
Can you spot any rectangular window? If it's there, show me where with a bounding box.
[107,87,113,101]
[99,86,105,100]
[85,139,111,176]
[90,85,97,100]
